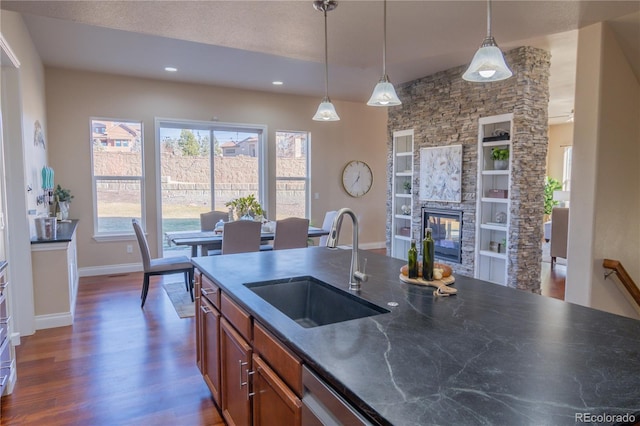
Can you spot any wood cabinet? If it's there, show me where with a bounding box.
[196,269,303,426]
[475,113,513,286]
[30,225,79,329]
[221,317,252,426]
[196,271,222,405]
[391,129,415,260]
[252,354,302,426]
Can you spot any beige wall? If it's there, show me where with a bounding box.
[546,123,573,183]
[566,22,640,319]
[2,10,49,337]
[44,68,388,271]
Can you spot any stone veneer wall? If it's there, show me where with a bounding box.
[387,46,550,292]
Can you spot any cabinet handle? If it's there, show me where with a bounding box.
[239,360,249,388]
[201,288,216,297]
[0,361,11,368]
[0,282,8,291]
[200,306,211,314]
[0,316,11,325]
[0,375,7,388]
[247,368,255,399]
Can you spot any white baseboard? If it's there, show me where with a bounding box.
[79,262,142,277]
[35,312,73,330]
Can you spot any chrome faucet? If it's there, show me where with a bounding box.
[326,208,368,290]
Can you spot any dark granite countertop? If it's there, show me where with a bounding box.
[30,219,79,244]
[192,247,640,425]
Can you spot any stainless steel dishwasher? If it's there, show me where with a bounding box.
[302,365,373,426]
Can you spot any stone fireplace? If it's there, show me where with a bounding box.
[422,208,463,264]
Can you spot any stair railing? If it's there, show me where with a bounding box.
[603,259,640,312]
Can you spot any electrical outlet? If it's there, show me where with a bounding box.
[126,244,133,254]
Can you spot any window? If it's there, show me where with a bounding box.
[562,146,572,190]
[275,131,309,219]
[91,118,143,237]
[157,119,266,254]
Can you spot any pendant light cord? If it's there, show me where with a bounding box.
[323,7,330,99]
[382,0,387,77]
[486,0,492,38]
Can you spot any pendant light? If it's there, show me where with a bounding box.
[462,0,512,82]
[312,0,340,121]
[367,0,401,106]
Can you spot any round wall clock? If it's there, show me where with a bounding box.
[342,160,373,198]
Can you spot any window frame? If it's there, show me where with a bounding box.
[90,116,145,241]
[154,117,268,253]
[275,130,311,219]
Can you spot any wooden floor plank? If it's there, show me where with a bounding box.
[1,273,225,426]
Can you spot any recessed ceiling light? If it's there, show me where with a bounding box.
[272,81,283,86]
[164,67,178,72]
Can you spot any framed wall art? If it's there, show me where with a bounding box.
[419,144,462,203]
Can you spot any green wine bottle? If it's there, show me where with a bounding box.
[408,240,418,279]
[422,227,434,281]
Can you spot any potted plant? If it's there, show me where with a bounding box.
[543,176,562,220]
[225,194,264,220]
[54,184,73,220]
[403,181,412,194]
[491,146,509,170]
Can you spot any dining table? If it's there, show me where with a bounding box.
[165,226,329,257]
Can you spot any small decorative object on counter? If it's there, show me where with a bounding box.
[422,227,434,281]
[408,240,418,279]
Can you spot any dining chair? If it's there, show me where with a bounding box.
[319,210,337,246]
[273,217,310,250]
[132,219,194,308]
[200,210,228,255]
[200,210,228,231]
[220,220,262,255]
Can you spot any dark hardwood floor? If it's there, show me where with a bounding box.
[1,273,224,426]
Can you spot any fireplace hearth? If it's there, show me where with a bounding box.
[422,208,463,263]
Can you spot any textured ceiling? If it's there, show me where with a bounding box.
[2,1,639,124]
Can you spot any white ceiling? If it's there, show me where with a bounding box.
[2,1,639,125]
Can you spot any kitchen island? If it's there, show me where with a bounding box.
[192,247,640,425]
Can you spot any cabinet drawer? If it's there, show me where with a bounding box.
[201,274,220,309]
[0,268,7,296]
[0,292,6,346]
[221,292,252,342]
[0,336,10,394]
[254,322,302,397]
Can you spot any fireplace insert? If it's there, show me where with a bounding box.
[421,208,462,263]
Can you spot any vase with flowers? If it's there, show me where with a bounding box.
[54,184,74,220]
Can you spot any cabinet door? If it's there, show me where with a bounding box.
[252,354,301,426]
[221,318,252,426]
[195,270,203,373]
[202,296,221,406]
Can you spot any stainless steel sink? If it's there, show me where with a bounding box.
[244,276,389,328]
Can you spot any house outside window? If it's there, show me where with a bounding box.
[275,131,309,219]
[91,118,144,237]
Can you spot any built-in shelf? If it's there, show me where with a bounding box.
[479,250,507,260]
[481,170,509,176]
[391,129,414,261]
[480,223,508,231]
[475,113,513,286]
[481,197,509,204]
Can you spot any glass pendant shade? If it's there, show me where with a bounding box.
[462,37,512,82]
[368,0,401,107]
[313,97,340,121]
[312,0,340,121]
[367,75,401,106]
